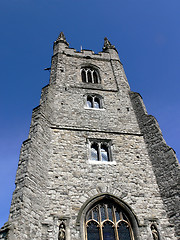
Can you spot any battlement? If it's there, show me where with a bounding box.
[53,32,120,61]
[54,46,112,60]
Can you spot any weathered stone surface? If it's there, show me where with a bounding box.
[0,34,179,240]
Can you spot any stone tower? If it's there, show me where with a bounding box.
[0,32,179,240]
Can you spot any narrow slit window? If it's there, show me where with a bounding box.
[94,98,100,109]
[87,96,93,108]
[81,70,86,83]
[88,71,92,83]
[93,71,98,83]
[101,144,109,162]
[91,143,99,161]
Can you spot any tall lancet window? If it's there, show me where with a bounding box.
[85,199,134,240]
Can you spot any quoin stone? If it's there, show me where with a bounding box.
[0,32,179,240]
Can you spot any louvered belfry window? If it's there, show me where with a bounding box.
[81,67,100,84]
[85,200,134,240]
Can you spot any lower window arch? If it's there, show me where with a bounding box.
[85,199,135,240]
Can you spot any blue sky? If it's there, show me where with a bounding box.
[0,0,179,228]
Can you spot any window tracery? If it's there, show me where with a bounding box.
[81,67,100,84]
[89,140,111,162]
[86,95,102,109]
[85,200,134,240]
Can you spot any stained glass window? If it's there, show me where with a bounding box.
[87,221,100,240]
[115,211,120,222]
[100,205,106,221]
[93,208,99,221]
[118,222,131,240]
[103,222,115,240]
[85,200,133,240]
[108,207,113,221]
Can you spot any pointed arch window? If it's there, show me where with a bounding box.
[85,200,134,240]
[81,67,100,84]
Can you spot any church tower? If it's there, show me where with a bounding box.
[0,32,179,240]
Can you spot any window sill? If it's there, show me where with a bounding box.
[84,107,105,111]
[88,160,116,165]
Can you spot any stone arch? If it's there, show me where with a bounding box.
[76,193,140,240]
[80,64,101,84]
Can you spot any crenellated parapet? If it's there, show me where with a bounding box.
[53,32,120,61]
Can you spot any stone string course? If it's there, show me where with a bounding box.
[0,35,179,240]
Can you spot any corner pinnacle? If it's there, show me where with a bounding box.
[54,32,69,46]
[103,37,117,52]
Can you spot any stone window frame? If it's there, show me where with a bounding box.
[85,94,104,110]
[85,200,135,240]
[81,66,101,84]
[76,194,140,240]
[87,139,113,163]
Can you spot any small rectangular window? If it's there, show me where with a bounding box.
[88,139,112,162]
[85,95,103,109]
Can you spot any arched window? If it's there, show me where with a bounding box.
[100,144,109,162]
[94,97,100,109]
[93,71,98,84]
[87,70,92,83]
[87,96,93,108]
[82,69,86,83]
[89,140,112,162]
[85,199,134,240]
[81,67,100,83]
[86,95,102,109]
[91,143,99,161]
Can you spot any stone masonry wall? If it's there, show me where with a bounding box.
[5,106,53,240]
[40,51,140,135]
[44,128,175,240]
[130,92,180,238]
